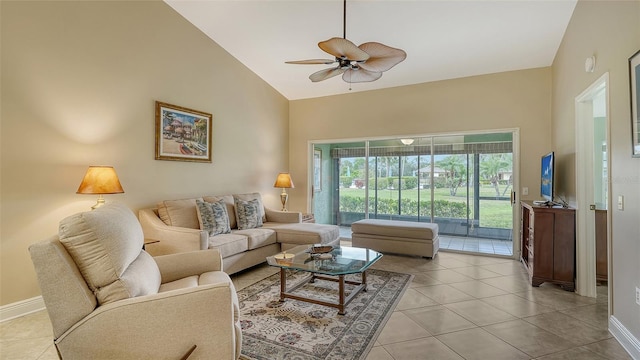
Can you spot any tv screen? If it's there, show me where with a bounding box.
[540,152,554,201]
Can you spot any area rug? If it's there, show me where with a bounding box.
[238,269,413,360]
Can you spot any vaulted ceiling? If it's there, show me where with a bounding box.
[166,0,577,100]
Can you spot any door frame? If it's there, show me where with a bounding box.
[574,72,612,303]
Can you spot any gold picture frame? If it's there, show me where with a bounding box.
[155,101,213,163]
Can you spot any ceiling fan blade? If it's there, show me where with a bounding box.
[357,42,407,73]
[285,59,336,65]
[318,37,369,61]
[309,67,346,82]
[342,68,383,83]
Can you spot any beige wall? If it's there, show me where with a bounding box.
[551,0,640,342]
[0,1,289,305]
[289,68,553,212]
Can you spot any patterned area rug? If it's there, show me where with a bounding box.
[238,269,413,360]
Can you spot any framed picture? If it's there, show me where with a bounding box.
[155,101,213,163]
[313,149,322,192]
[629,49,640,157]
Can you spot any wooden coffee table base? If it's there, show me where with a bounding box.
[279,269,367,315]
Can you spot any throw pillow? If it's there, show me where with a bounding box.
[203,195,237,229]
[156,198,202,229]
[234,198,263,230]
[196,199,231,236]
[232,193,266,223]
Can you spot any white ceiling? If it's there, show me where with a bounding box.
[165,0,577,100]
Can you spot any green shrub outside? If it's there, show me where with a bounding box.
[340,176,353,188]
[340,195,468,218]
[403,176,418,189]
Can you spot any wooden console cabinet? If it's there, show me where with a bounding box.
[520,201,576,291]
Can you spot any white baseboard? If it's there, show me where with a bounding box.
[610,315,640,360]
[0,296,45,323]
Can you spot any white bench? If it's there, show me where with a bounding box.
[351,219,439,258]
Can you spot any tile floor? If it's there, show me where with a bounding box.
[439,235,513,256]
[0,249,630,360]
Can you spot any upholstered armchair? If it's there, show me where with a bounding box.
[29,202,241,360]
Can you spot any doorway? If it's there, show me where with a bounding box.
[575,73,611,305]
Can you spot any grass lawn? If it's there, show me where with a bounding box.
[339,187,513,228]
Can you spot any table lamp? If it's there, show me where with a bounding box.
[273,172,294,211]
[76,166,125,210]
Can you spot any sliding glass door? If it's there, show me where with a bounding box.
[312,131,515,256]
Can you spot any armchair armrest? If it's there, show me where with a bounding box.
[138,208,208,255]
[56,283,238,360]
[154,249,223,283]
[265,207,301,223]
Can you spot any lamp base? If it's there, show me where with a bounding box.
[91,195,106,210]
[280,189,289,212]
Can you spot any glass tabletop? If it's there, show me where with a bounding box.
[266,245,382,276]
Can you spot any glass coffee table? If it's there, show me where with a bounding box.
[266,245,382,315]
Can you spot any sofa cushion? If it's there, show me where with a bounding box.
[233,193,266,223]
[207,233,249,258]
[234,198,263,230]
[203,195,237,230]
[58,202,161,305]
[196,199,231,236]
[232,228,277,250]
[157,198,202,229]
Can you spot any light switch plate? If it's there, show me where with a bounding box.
[636,287,640,306]
[618,195,624,210]
[522,187,529,196]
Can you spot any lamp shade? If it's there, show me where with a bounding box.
[76,166,125,194]
[273,173,294,189]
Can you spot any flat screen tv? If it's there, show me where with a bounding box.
[540,152,554,201]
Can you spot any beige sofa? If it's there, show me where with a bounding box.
[29,202,241,360]
[139,192,340,274]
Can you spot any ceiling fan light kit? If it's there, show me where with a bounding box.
[286,0,406,85]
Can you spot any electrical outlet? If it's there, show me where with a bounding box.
[522,187,529,196]
[636,287,640,306]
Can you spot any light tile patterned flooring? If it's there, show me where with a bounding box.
[1,247,630,360]
[439,235,513,256]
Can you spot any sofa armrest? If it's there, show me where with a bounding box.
[138,208,208,255]
[265,207,301,223]
[154,249,223,283]
[57,283,239,360]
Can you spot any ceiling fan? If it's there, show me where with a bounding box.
[286,0,406,84]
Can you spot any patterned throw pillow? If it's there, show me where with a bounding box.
[196,199,231,236]
[234,198,263,230]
